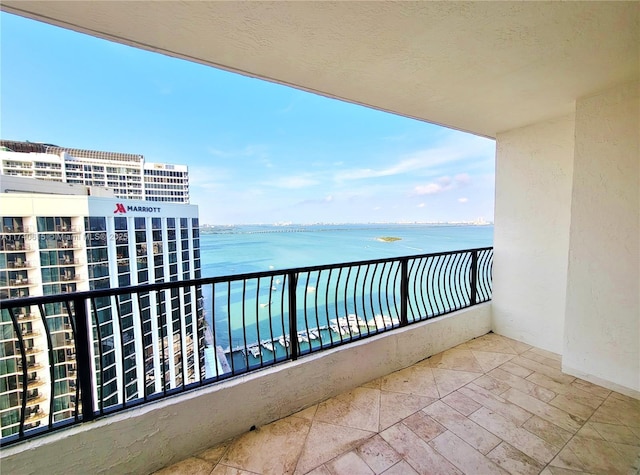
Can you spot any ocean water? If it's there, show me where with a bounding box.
[200,224,493,277]
[198,224,493,364]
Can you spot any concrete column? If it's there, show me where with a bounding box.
[492,115,575,354]
[563,81,640,396]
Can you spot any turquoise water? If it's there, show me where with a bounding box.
[198,224,493,371]
[200,224,493,277]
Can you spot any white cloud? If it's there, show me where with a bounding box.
[418,203,426,208]
[334,133,493,182]
[270,175,319,189]
[415,183,443,195]
[458,197,469,203]
[413,174,473,196]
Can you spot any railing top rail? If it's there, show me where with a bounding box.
[0,247,493,309]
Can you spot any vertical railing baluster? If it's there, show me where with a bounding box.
[73,297,95,422]
[400,259,408,327]
[8,308,27,437]
[287,271,298,361]
[470,250,478,306]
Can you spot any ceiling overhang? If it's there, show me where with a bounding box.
[2,1,638,138]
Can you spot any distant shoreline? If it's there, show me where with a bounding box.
[200,223,493,235]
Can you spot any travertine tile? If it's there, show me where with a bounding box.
[520,351,562,370]
[441,390,482,416]
[526,372,603,407]
[380,423,463,474]
[550,435,634,474]
[470,350,515,373]
[527,346,562,362]
[488,367,556,402]
[431,368,482,397]
[221,416,311,475]
[325,451,374,475]
[423,348,484,373]
[588,421,640,445]
[523,416,573,448]
[590,396,640,428]
[378,391,435,431]
[458,383,533,426]
[548,394,597,421]
[380,365,439,399]
[293,405,318,421]
[422,400,501,454]
[469,406,559,465]
[380,460,419,475]
[464,334,518,355]
[609,391,640,409]
[154,457,215,475]
[429,431,509,474]
[152,334,640,475]
[210,464,258,475]
[570,378,611,399]
[315,387,380,432]
[355,434,402,474]
[540,466,595,475]
[472,374,511,396]
[501,387,584,433]
[197,439,233,464]
[305,465,332,475]
[402,410,447,442]
[500,336,533,355]
[513,356,575,385]
[361,377,383,390]
[487,441,543,475]
[295,421,374,474]
[575,422,604,440]
[499,360,534,378]
[610,441,640,466]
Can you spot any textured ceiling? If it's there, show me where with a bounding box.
[3,1,639,137]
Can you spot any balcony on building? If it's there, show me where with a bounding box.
[0,2,638,475]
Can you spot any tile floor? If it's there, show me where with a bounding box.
[155,333,640,475]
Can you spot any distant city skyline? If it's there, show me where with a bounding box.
[1,12,496,225]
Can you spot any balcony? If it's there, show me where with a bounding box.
[6,260,32,269]
[1,248,493,462]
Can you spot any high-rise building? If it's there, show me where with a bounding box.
[0,180,202,438]
[0,140,189,203]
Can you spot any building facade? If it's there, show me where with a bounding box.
[0,192,202,438]
[0,140,190,203]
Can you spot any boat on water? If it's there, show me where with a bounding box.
[278,336,290,348]
[260,301,271,308]
[308,329,319,340]
[368,314,400,329]
[249,346,261,358]
[261,340,274,352]
[330,324,349,336]
[297,332,309,343]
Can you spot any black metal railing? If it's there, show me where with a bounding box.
[0,247,492,445]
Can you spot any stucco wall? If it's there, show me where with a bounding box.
[563,81,640,395]
[492,115,575,353]
[2,304,490,475]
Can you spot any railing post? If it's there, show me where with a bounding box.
[470,251,478,306]
[400,259,408,326]
[73,297,95,421]
[287,271,298,361]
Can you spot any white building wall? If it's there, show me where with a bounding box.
[563,81,640,396]
[492,115,575,354]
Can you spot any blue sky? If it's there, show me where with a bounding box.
[1,12,496,225]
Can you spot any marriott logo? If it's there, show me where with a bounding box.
[113,203,161,214]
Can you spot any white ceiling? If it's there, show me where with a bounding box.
[3,1,639,138]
